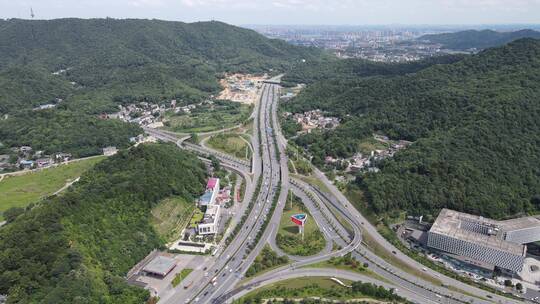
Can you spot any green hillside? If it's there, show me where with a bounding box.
[284,38,540,220]
[0,18,324,157]
[419,29,540,50]
[0,18,323,113]
[0,156,104,221]
[0,144,206,303]
[281,54,464,86]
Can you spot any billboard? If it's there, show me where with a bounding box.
[291,213,307,227]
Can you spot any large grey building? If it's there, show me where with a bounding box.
[427,209,540,273]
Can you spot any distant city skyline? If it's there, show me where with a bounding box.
[1,0,540,26]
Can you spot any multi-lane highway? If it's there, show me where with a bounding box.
[148,79,528,304]
[152,83,285,304]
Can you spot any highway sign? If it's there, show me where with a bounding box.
[291,213,307,227]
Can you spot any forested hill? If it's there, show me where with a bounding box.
[0,18,323,113]
[281,54,465,86]
[0,18,324,158]
[0,144,206,303]
[285,38,540,220]
[419,29,540,50]
[0,18,321,73]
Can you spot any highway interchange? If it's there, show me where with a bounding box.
[147,80,529,304]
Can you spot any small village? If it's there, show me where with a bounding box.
[324,134,412,180]
[0,146,74,172]
[1,73,260,174]
[0,135,156,173]
[111,100,173,128]
[108,73,264,129]
[283,109,341,133]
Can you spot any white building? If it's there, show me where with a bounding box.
[427,209,540,273]
[198,204,221,235]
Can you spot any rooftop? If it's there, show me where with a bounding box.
[207,178,219,190]
[499,216,540,232]
[430,209,525,256]
[201,204,220,224]
[142,255,176,276]
[199,192,214,203]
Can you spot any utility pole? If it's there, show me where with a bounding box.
[289,189,292,210]
[30,7,36,40]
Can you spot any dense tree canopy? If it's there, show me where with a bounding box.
[0,144,206,303]
[419,29,540,50]
[284,38,540,219]
[281,54,464,87]
[0,18,325,155]
[0,18,324,113]
[0,110,141,157]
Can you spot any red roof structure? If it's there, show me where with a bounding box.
[207,178,219,190]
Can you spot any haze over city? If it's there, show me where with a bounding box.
[2,0,540,25]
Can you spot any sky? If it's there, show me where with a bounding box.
[1,0,540,25]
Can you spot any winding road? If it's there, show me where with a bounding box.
[146,77,528,304]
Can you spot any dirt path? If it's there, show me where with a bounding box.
[52,177,81,196]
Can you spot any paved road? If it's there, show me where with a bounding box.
[221,86,523,303]
[146,127,252,172]
[307,169,525,304]
[148,79,528,304]
[266,184,334,262]
[228,268,445,304]
[153,83,284,304]
[201,83,288,304]
[209,85,363,304]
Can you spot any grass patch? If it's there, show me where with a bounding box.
[286,145,313,175]
[276,192,325,256]
[361,230,442,286]
[357,137,389,155]
[309,253,367,273]
[151,196,195,242]
[189,208,204,228]
[163,101,252,133]
[306,259,391,285]
[207,133,251,160]
[245,246,289,278]
[343,185,379,225]
[0,157,104,220]
[238,179,246,202]
[291,159,312,175]
[292,173,330,194]
[326,203,355,236]
[235,277,407,303]
[171,268,193,287]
